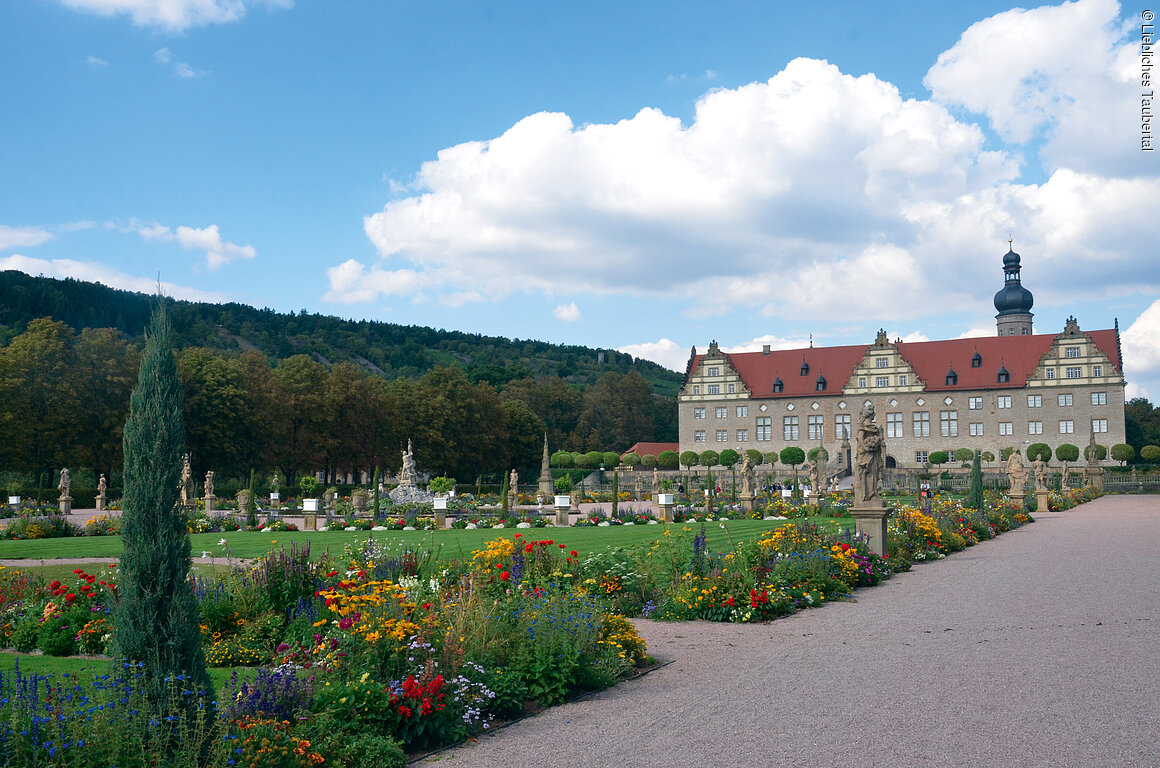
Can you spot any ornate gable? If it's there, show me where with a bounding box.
[680,340,752,401]
[1028,317,1124,389]
[843,329,925,395]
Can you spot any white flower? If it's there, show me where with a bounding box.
[218,538,227,546]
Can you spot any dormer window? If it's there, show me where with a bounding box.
[815,375,827,392]
[997,363,1010,383]
[800,359,809,376]
[945,365,958,386]
[773,376,784,394]
[971,350,982,368]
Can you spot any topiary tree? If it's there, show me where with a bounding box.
[551,450,574,468]
[657,450,679,469]
[779,446,805,492]
[640,453,657,468]
[622,452,641,469]
[1026,443,1052,462]
[583,451,604,470]
[1000,447,1015,462]
[699,450,720,468]
[1056,444,1080,463]
[1110,443,1135,465]
[968,450,984,514]
[602,451,621,469]
[928,450,949,469]
[1083,443,1107,461]
[745,449,763,466]
[113,305,213,749]
[806,446,829,462]
[1140,445,1160,463]
[981,451,995,464]
[763,452,779,466]
[718,449,740,468]
[954,447,974,466]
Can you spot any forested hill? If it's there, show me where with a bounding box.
[0,271,682,395]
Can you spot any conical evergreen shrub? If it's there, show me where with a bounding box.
[112,304,213,733]
[968,449,985,514]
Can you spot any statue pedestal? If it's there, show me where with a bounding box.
[1085,466,1104,491]
[1036,488,1050,512]
[58,496,72,515]
[270,492,280,510]
[1009,491,1025,510]
[95,494,106,512]
[204,494,216,514]
[739,494,755,513]
[850,504,891,557]
[304,513,317,531]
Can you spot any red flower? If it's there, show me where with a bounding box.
[570,551,578,557]
[64,593,77,604]
[49,580,61,590]
[398,705,412,718]
[73,569,83,575]
[499,571,511,582]
[514,533,522,538]
[524,543,533,553]
[559,544,565,549]
[724,597,735,607]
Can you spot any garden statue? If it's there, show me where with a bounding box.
[806,457,820,496]
[1032,456,1048,491]
[740,454,756,497]
[400,439,419,487]
[389,439,433,505]
[57,468,71,498]
[271,471,280,492]
[509,469,519,498]
[97,474,106,495]
[651,466,661,496]
[180,454,194,505]
[854,404,884,506]
[1005,449,1028,491]
[1087,429,1100,465]
[204,470,214,497]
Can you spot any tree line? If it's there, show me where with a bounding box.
[0,316,676,495]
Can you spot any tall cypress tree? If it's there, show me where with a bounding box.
[113,304,212,722]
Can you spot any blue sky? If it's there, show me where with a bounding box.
[2,0,1158,397]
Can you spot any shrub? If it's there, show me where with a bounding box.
[679,451,699,469]
[640,453,657,468]
[718,449,740,468]
[1056,443,1080,463]
[954,448,974,464]
[1083,443,1107,461]
[779,447,805,468]
[551,451,574,468]
[1110,443,1134,465]
[928,451,949,467]
[1026,443,1052,462]
[622,452,641,468]
[699,450,720,468]
[657,450,679,469]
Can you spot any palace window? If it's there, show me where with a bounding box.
[876,357,888,368]
[835,414,851,441]
[998,396,1012,409]
[716,430,728,442]
[940,410,958,437]
[1028,421,1043,435]
[1093,365,1103,377]
[913,411,930,437]
[715,407,727,418]
[970,422,984,437]
[707,367,720,376]
[737,405,749,417]
[800,361,809,376]
[858,377,867,388]
[969,397,983,410]
[1092,418,1108,433]
[708,384,720,395]
[772,377,784,394]
[876,376,889,387]
[886,412,903,438]
[997,365,1010,383]
[971,351,982,368]
[756,417,771,441]
[728,383,735,393]
[946,367,958,386]
[694,408,705,419]
[1065,347,1080,358]
[1028,394,1042,408]
[737,429,748,442]
[694,430,706,443]
[1059,420,1074,434]
[899,374,908,386]
[1091,392,1106,406]
[915,451,929,464]
[808,415,824,441]
[784,416,799,441]
[1058,394,1073,407]
[816,375,827,391]
[1046,369,1055,380]
[1066,367,1082,379]
[693,385,700,395]
[999,422,1013,436]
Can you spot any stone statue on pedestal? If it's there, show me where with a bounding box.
[204,470,214,498]
[854,405,884,506]
[1032,457,1048,491]
[1006,449,1028,492]
[180,454,194,506]
[740,454,756,497]
[651,466,661,496]
[57,468,70,498]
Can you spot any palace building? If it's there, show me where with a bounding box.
[677,246,1127,470]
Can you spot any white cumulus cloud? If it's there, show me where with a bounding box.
[616,338,688,372]
[1122,300,1160,400]
[553,302,581,322]
[0,225,53,250]
[138,223,256,269]
[0,254,227,302]
[153,47,202,78]
[60,0,292,32]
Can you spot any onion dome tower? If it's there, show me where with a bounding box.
[994,239,1034,336]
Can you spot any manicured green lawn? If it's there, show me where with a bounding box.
[0,518,853,562]
[0,651,246,690]
[2,562,232,583]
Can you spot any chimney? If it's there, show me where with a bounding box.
[762,345,770,355]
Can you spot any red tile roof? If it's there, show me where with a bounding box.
[688,329,1120,397]
[623,442,678,458]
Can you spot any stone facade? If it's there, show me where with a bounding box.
[678,250,1126,470]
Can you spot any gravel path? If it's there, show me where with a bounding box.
[422,494,1160,768]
